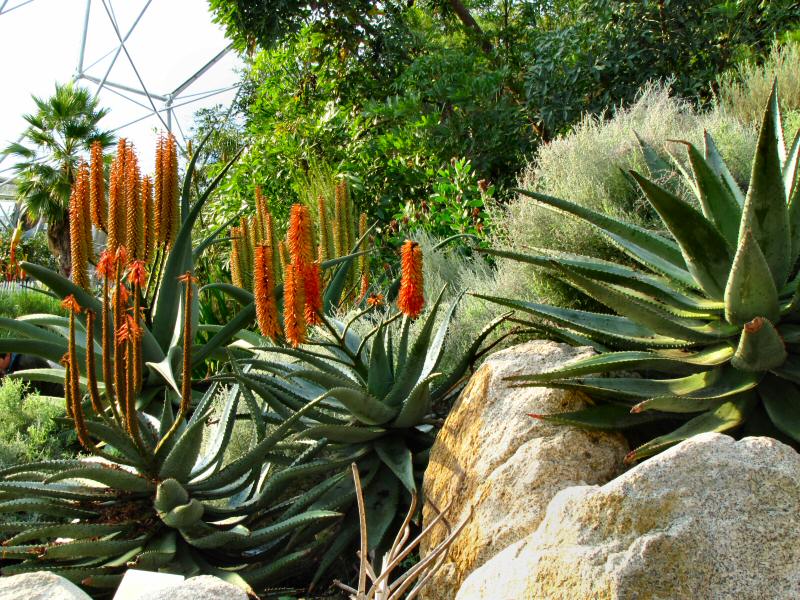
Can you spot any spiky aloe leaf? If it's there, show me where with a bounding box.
[509,345,734,384]
[383,287,447,408]
[367,321,393,399]
[786,130,800,263]
[551,262,730,342]
[374,436,415,493]
[192,303,255,367]
[739,83,791,288]
[224,510,341,550]
[514,188,695,288]
[725,229,780,325]
[5,523,131,545]
[704,131,745,207]
[524,366,759,401]
[41,536,147,560]
[392,373,440,428]
[472,294,695,349]
[631,396,727,414]
[635,133,672,180]
[681,141,742,246]
[533,403,668,429]
[0,498,96,518]
[480,248,724,316]
[130,531,177,571]
[302,425,386,443]
[626,393,755,463]
[160,499,204,529]
[159,415,208,480]
[631,171,733,299]
[326,387,397,425]
[760,374,800,442]
[45,464,153,493]
[731,317,787,372]
[0,317,68,345]
[364,467,401,551]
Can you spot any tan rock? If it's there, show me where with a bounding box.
[420,340,628,600]
[458,433,800,600]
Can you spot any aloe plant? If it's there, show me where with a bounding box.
[226,284,505,584]
[477,83,800,463]
[0,131,248,410]
[0,377,344,593]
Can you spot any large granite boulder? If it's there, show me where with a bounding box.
[0,572,91,600]
[458,433,800,600]
[420,340,629,600]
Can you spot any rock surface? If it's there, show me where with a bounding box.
[458,433,800,600]
[420,340,629,600]
[0,572,91,600]
[135,575,248,600]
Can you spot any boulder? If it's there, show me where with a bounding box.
[134,575,248,600]
[0,572,91,600]
[458,433,800,600]
[420,340,629,600]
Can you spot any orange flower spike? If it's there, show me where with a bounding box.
[78,162,94,262]
[254,244,281,340]
[154,134,165,245]
[397,240,425,319]
[66,298,92,450]
[283,263,307,347]
[287,204,314,267]
[89,140,106,232]
[141,175,155,261]
[304,262,323,326]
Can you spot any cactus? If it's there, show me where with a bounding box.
[477,83,800,463]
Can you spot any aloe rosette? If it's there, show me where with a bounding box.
[227,286,506,584]
[477,84,800,462]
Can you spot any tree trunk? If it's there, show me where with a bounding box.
[446,0,492,52]
[47,220,71,277]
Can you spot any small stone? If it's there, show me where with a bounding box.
[420,340,628,600]
[0,571,92,600]
[114,570,184,600]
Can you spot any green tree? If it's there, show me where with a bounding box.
[3,82,114,275]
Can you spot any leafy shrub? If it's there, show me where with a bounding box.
[0,288,64,321]
[0,378,74,466]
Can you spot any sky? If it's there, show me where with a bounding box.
[0,0,243,180]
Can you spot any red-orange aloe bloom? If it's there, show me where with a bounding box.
[115,284,130,308]
[96,250,116,279]
[397,240,424,318]
[254,244,281,340]
[61,295,82,314]
[367,293,384,308]
[128,260,147,287]
[89,140,106,232]
[283,263,307,347]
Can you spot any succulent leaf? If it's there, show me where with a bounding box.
[760,374,800,442]
[630,171,733,298]
[731,317,787,372]
[739,82,791,288]
[724,229,780,325]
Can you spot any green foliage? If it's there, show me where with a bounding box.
[2,82,114,275]
[523,0,800,138]
[478,84,800,463]
[0,289,64,322]
[0,230,58,276]
[0,379,74,466]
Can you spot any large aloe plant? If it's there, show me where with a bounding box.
[0,132,247,409]
[477,83,800,462]
[226,285,506,584]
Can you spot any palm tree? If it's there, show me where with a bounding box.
[3,82,114,275]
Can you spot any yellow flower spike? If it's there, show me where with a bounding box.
[68,170,90,290]
[230,227,243,289]
[89,140,106,233]
[254,243,281,340]
[317,194,330,263]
